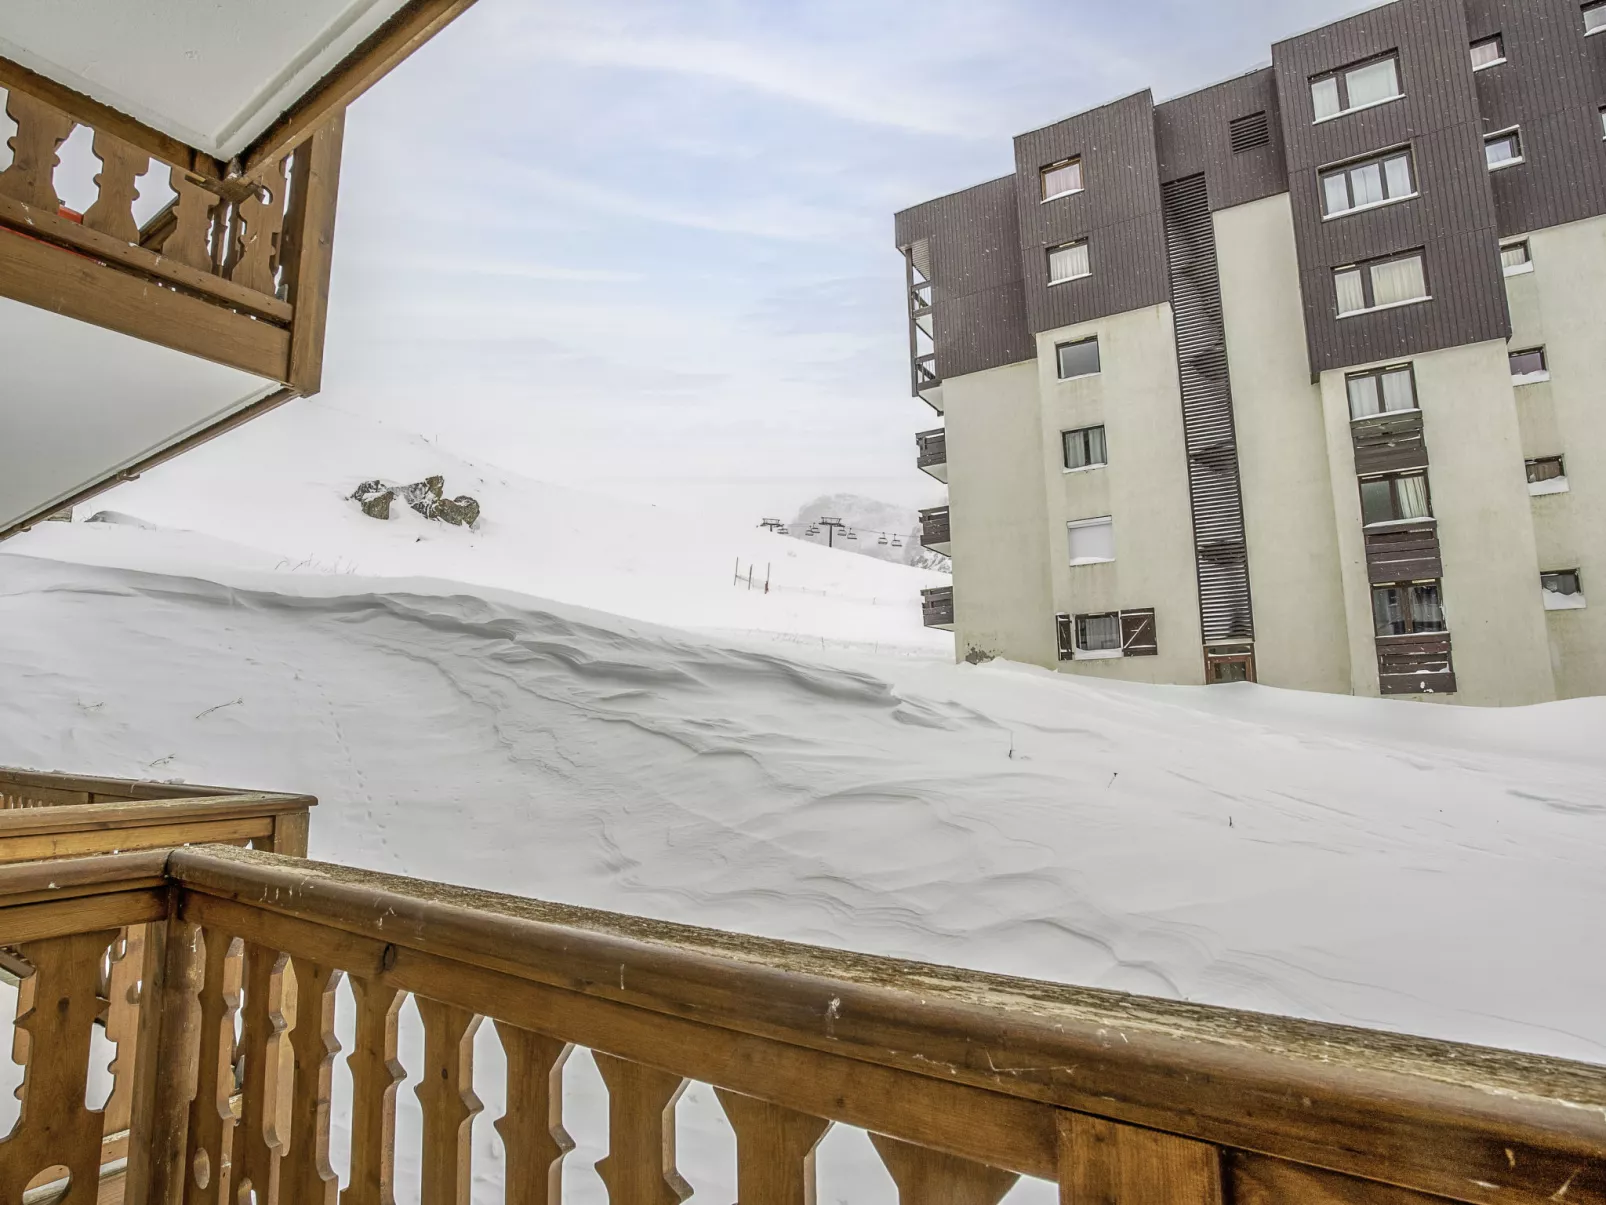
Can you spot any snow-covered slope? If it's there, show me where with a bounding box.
[53,401,951,654]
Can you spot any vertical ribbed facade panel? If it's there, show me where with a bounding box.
[1273,0,1511,374]
[1161,174,1255,644]
[1154,68,1289,207]
[893,176,1036,380]
[1013,92,1172,334]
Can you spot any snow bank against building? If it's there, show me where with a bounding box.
[40,400,951,654]
[0,545,1602,1066]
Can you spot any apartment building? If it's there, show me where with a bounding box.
[899,0,1606,704]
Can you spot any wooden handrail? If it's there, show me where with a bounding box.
[164,846,1606,1205]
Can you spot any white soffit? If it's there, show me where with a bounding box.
[0,0,414,160]
[0,297,276,531]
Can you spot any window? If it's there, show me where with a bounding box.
[1485,128,1523,169]
[1041,158,1083,201]
[1047,240,1091,284]
[1359,472,1431,525]
[1347,364,1418,418]
[1067,516,1115,565]
[1372,581,1447,636]
[1063,425,1107,471]
[1229,111,1271,153]
[1056,336,1100,380]
[1600,106,1606,138]
[1055,609,1158,660]
[1526,455,1565,483]
[1542,570,1582,596]
[1320,148,1415,217]
[1501,239,1532,275]
[1335,251,1429,316]
[1586,1,1606,35]
[1311,54,1402,121]
[1510,346,1548,381]
[1470,35,1505,69]
[1077,613,1122,652]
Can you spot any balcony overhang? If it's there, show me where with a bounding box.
[0,0,478,171]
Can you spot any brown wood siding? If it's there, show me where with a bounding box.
[1351,411,1431,474]
[1465,0,1606,238]
[1013,91,1172,335]
[921,586,955,628]
[894,176,1036,379]
[1154,68,1290,209]
[1377,634,1457,694]
[1273,0,1511,375]
[1364,522,1444,583]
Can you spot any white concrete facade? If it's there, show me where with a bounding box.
[929,196,1601,705]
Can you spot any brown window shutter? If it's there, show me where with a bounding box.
[1120,609,1158,656]
[1055,613,1075,661]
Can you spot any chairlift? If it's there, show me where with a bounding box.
[891,536,904,547]
[845,530,859,540]
[777,526,790,535]
[806,526,820,536]
[877,534,889,545]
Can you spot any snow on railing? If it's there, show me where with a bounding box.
[0,840,1600,1205]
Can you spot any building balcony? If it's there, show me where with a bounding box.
[921,584,955,629]
[0,763,1596,1205]
[919,504,951,555]
[916,427,948,483]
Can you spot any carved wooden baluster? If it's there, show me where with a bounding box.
[492,1024,573,1205]
[102,925,146,1139]
[0,929,121,1203]
[341,977,404,1205]
[1056,1113,1223,1205]
[415,998,482,1205]
[184,931,243,1205]
[284,961,344,1205]
[231,157,289,295]
[82,129,149,243]
[0,91,75,209]
[160,168,222,271]
[716,1090,830,1205]
[593,1054,691,1205]
[235,943,291,1205]
[869,1134,1019,1205]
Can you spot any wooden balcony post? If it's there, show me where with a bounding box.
[1056,1113,1222,1205]
[593,1054,691,1205]
[342,977,404,1205]
[285,962,345,1205]
[281,113,346,396]
[870,1133,1018,1205]
[415,998,483,1205]
[137,915,204,1205]
[493,1024,574,1205]
[234,943,291,1205]
[716,1090,830,1205]
[183,930,243,1205]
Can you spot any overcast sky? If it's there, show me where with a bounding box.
[319,0,1375,523]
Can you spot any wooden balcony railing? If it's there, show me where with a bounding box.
[919,504,951,550]
[0,80,341,391]
[921,584,955,628]
[2,842,1602,1205]
[0,767,314,861]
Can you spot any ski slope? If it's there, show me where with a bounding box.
[0,402,1602,1202]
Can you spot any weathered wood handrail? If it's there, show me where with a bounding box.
[0,845,1601,1205]
[1,845,1594,1205]
[0,767,314,861]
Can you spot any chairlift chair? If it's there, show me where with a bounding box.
[891,536,904,547]
[877,534,889,545]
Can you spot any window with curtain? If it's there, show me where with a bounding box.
[1470,35,1505,69]
[1510,347,1547,379]
[1585,1,1606,35]
[1041,158,1083,200]
[1062,425,1107,470]
[1076,613,1122,652]
[1501,240,1531,273]
[1484,129,1523,169]
[1359,472,1431,525]
[1320,148,1415,217]
[1047,240,1091,284]
[1336,251,1428,314]
[1347,364,1418,418]
[1372,582,1447,636]
[1311,54,1402,121]
[1526,456,1565,483]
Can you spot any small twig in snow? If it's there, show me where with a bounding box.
[195,697,243,720]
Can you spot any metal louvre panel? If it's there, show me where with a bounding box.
[1162,173,1255,644]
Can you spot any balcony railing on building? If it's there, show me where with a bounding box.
[921,584,955,630]
[903,243,943,413]
[916,427,948,483]
[919,504,951,555]
[0,765,1603,1205]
